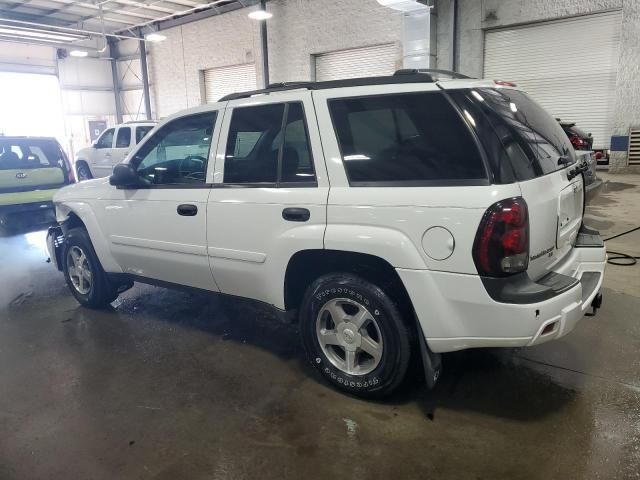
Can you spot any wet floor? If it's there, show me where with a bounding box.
[1,178,640,479]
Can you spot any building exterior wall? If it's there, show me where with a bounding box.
[266,0,402,83]
[147,0,402,118]
[436,0,640,172]
[148,7,262,119]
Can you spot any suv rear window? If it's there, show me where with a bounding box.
[328,92,487,185]
[470,88,576,179]
[0,139,65,170]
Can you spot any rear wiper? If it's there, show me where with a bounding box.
[557,155,572,167]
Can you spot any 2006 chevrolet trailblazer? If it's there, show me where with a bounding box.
[47,70,606,397]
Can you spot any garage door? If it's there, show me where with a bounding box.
[484,11,621,149]
[315,44,397,82]
[203,63,257,102]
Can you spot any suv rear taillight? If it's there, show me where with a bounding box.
[473,197,529,277]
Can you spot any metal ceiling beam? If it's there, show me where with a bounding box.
[0,16,143,40]
[150,0,257,32]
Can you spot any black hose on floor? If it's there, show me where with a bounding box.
[602,226,640,266]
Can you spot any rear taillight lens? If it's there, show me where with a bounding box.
[473,197,529,277]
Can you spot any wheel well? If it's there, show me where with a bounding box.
[284,250,414,315]
[62,211,86,233]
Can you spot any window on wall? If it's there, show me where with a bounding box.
[328,92,487,185]
[223,102,316,185]
[130,112,216,186]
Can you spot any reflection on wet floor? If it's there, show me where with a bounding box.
[1,219,639,479]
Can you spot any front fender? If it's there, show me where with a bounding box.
[56,201,123,273]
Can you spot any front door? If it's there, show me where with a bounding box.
[102,110,221,291]
[111,125,133,167]
[91,127,116,178]
[207,91,328,308]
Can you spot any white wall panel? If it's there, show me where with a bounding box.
[484,11,622,149]
[315,44,397,81]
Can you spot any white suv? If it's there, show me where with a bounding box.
[75,121,156,180]
[47,70,606,397]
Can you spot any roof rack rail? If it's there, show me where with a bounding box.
[218,70,473,102]
[220,82,313,101]
[394,68,472,79]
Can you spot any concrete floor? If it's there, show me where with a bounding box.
[1,176,639,480]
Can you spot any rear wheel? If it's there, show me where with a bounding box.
[300,273,411,398]
[62,227,118,308]
[76,162,92,181]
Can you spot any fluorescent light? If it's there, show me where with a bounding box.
[69,50,88,57]
[145,32,166,42]
[344,154,371,161]
[248,10,272,20]
[510,102,518,113]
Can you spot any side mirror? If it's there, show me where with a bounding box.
[109,163,139,188]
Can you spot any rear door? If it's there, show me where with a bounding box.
[111,126,133,166]
[464,88,584,280]
[207,91,328,307]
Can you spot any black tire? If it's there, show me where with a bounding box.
[76,162,92,181]
[62,227,118,309]
[300,273,411,398]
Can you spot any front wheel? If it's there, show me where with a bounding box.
[62,227,118,308]
[300,273,411,398]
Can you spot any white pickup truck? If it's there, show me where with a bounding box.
[47,70,606,397]
[74,121,155,180]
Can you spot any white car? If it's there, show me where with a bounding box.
[47,70,606,398]
[75,121,156,180]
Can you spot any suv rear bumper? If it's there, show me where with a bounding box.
[397,240,606,353]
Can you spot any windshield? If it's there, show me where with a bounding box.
[0,138,65,171]
[476,88,576,179]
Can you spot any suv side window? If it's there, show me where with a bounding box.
[129,112,216,186]
[95,128,114,149]
[328,92,487,185]
[116,127,131,148]
[224,102,316,185]
[135,126,153,144]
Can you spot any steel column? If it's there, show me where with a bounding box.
[139,38,152,120]
[260,0,269,88]
[108,38,123,123]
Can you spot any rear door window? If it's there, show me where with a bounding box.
[223,102,316,185]
[116,127,132,148]
[328,92,487,185]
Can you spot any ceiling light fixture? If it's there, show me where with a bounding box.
[248,10,272,20]
[69,50,88,57]
[145,32,166,42]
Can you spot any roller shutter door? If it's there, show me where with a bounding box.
[484,11,621,149]
[315,44,397,82]
[203,63,257,102]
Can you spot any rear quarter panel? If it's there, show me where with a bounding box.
[312,83,522,273]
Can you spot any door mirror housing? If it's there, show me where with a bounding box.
[109,163,139,188]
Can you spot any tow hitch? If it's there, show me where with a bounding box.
[585,292,603,317]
